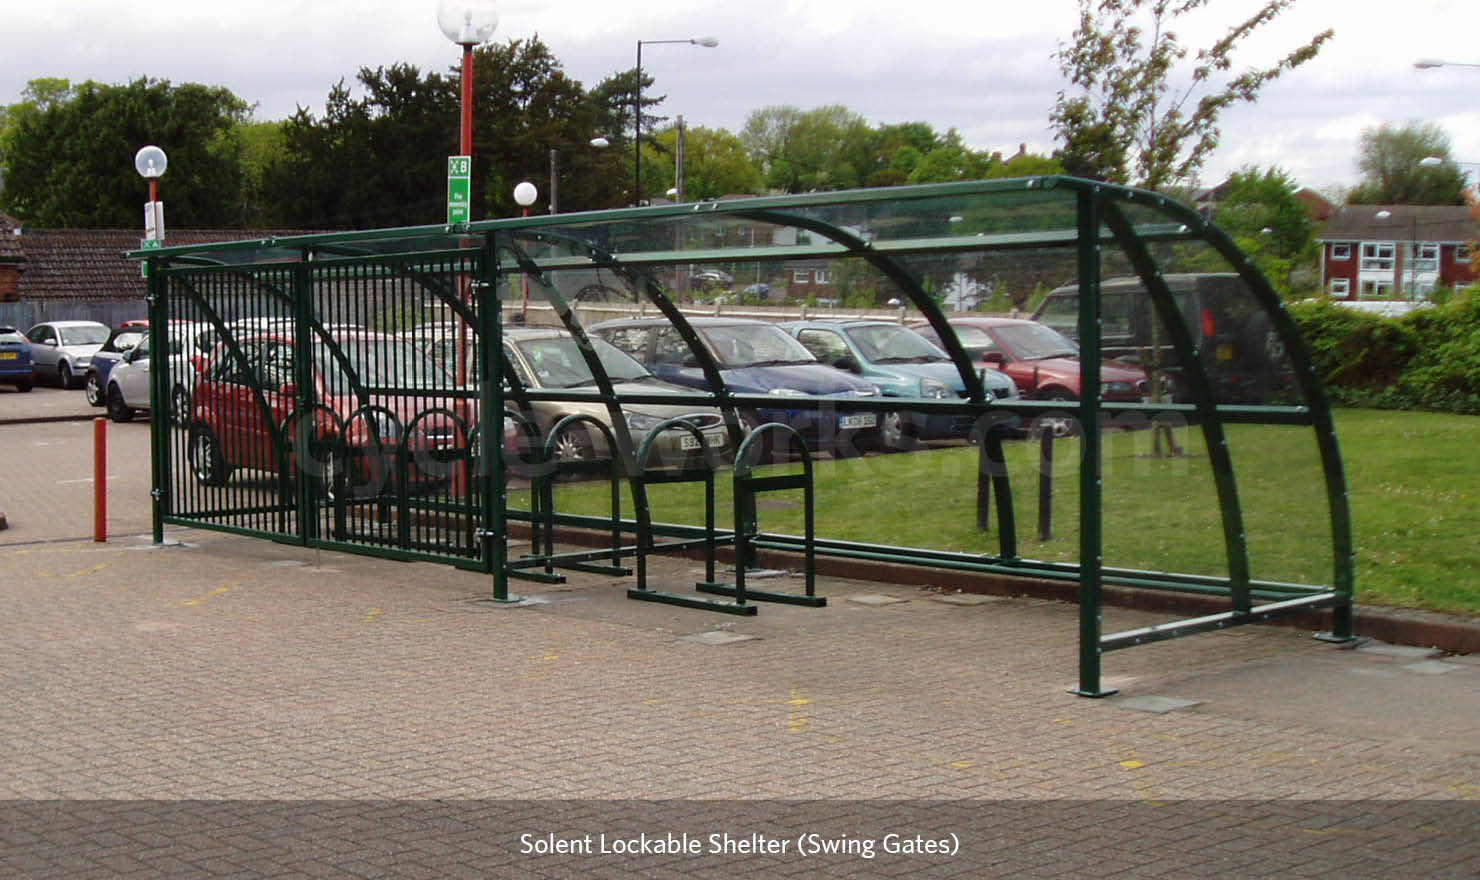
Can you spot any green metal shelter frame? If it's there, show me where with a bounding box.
[128,176,1354,697]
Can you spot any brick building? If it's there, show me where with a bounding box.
[1317,204,1478,299]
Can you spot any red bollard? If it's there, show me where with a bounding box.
[94,417,107,542]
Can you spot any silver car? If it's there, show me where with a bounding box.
[503,327,729,464]
[26,320,109,388]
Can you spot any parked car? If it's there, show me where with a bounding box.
[1033,274,1290,403]
[502,327,730,464]
[26,320,109,388]
[84,324,150,406]
[910,317,1149,403]
[588,317,882,457]
[0,325,35,392]
[104,322,219,424]
[185,331,469,495]
[779,319,1018,451]
[693,268,734,285]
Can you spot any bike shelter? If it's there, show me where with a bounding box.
[129,176,1355,696]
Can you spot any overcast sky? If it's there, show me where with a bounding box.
[5,0,1478,197]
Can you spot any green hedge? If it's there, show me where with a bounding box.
[1287,289,1480,414]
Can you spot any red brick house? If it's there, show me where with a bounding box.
[1316,205,1478,299]
[0,212,22,302]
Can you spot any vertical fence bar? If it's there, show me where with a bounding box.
[1038,429,1054,541]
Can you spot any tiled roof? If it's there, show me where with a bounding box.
[0,212,22,263]
[1317,205,1479,244]
[14,229,296,302]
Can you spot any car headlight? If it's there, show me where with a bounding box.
[624,411,664,432]
[919,378,951,399]
[768,388,807,397]
[1101,381,1133,394]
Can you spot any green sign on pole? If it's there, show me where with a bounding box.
[447,155,471,224]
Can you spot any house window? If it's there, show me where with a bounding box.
[1330,243,1351,260]
[1454,244,1472,265]
[1413,243,1439,271]
[793,269,811,284]
[1329,278,1349,297]
[813,269,832,285]
[1361,242,1394,271]
[1360,280,1394,299]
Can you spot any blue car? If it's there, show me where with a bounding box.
[780,320,1019,451]
[588,317,883,458]
[0,325,35,392]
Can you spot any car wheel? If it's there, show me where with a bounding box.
[16,379,32,393]
[877,410,918,453]
[188,425,231,486]
[169,384,191,427]
[1038,389,1078,438]
[105,384,134,422]
[58,362,75,389]
[552,425,596,464]
[84,372,104,406]
[736,410,774,464]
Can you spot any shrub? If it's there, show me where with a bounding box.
[1285,299,1416,391]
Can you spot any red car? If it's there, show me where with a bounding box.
[911,317,1149,402]
[186,331,471,495]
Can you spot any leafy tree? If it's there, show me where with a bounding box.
[264,36,624,227]
[1212,166,1313,259]
[1345,122,1468,206]
[740,105,874,193]
[906,130,993,184]
[641,124,763,201]
[1051,0,1332,187]
[1,77,249,227]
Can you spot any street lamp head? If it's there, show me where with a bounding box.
[589,137,610,149]
[134,145,167,179]
[513,181,538,207]
[1418,156,1445,168]
[1414,58,1445,69]
[437,0,499,46]
[694,36,719,48]
[1375,210,1393,220]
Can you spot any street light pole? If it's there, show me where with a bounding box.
[1414,58,1480,69]
[549,137,609,214]
[513,182,538,321]
[633,36,718,206]
[437,0,500,187]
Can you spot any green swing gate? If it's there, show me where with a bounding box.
[132,177,1355,697]
[144,241,503,572]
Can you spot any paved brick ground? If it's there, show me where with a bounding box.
[1,411,1476,877]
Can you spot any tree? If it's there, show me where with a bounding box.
[642,124,763,201]
[1,77,249,227]
[1212,165,1318,296]
[1050,0,1332,188]
[1345,122,1468,206]
[740,105,874,193]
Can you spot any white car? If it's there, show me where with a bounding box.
[104,323,216,424]
[26,320,109,388]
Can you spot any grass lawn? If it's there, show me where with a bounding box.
[515,408,1479,617]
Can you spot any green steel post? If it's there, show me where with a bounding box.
[1072,189,1115,698]
[1038,429,1054,541]
[147,260,166,545]
[483,235,512,602]
[292,259,317,545]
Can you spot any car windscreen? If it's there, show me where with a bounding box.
[515,335,653,388]
[847,325,947,363]
[994,323,1079,360]
[699,324,817,368]
[60,326,109,346]
[317,339,451,392]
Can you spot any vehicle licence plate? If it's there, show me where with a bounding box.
[839,413,877,430]
[0,352,16,360]
[680,434,720,450]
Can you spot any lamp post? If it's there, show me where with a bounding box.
[513,182,538,321]
[438,0,500,163]
[633,36,718,206]
[134,145,167,245]
[549,137,609,214]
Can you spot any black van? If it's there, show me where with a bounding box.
[1033,274,1293,405]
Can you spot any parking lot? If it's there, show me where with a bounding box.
[1,384,1477,877]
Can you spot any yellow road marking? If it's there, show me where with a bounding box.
[183,586,232,606]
